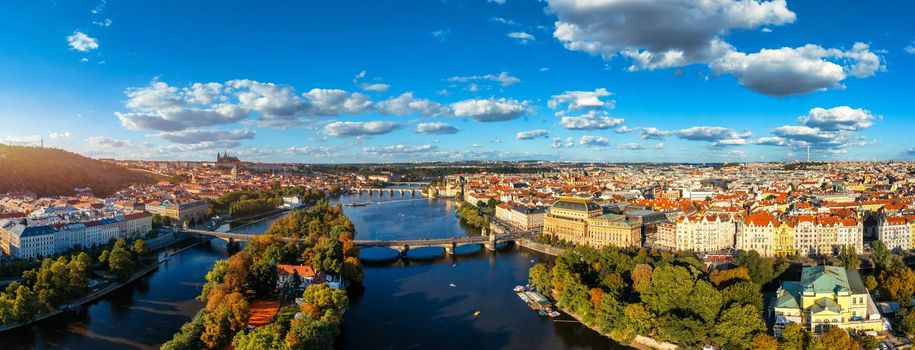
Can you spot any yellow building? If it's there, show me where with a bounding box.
[772,266,883,336]
[543,197,640,248]
[773,221,796,257]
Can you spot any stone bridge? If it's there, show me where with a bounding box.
[351,187,423,196]
[182,228,520,256]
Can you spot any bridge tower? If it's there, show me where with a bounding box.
[484,227,497,251]
[401,244,410,258]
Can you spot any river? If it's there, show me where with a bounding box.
[0,192,625,349]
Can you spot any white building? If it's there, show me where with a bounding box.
[661,214,736,253]
[878,216,911,251]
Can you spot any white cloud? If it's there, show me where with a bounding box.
[516,129,550,140]
[579,135,609,147]
[549,0,795,70]
[451,98,530,122]
[152,129,254,145]
[507,32,535,44]
[93,18,112,27]
[559,112,623,130]
[360,83,390,92]
[615,126,634,134]
[86,136,150,148]
[415,122,459,135]
[548,88,614,110]
[287,145,340,158]
[67,31,99,52]
[448,72,521,86]
[49,131,71,140]
[639,127,673,140]
[797,106,879,131]
[431,29,451,41]
[906,42,915,55]
[488,0,506,4]
[617,143,645,150]
[638,125,751,147]
[3,135,42,146]
[377,92,451,117]
[324,121,401,137]
[491,17,518,25]
[363,144,437,155]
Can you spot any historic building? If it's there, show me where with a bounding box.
[772,266,883,336]
[543,197,640,248]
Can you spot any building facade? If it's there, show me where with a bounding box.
[543,197,640,248]
[772,266,882,336]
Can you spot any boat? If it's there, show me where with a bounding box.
[538,310,547,316]
[473,311,481,317]
[517,292,529,302]
[513,285,524,292]
[347,202,370,207]
[548,310,560,317]
[449,283,456,287]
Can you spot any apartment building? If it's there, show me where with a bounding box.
[878,216,911,251]
[655,214,736,253]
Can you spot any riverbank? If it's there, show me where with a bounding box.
[558,307,677,350]
[0,262,160,334]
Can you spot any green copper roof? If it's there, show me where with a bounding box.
[809,297,842,315]
[800,266,850,294]
[775,281,802,309]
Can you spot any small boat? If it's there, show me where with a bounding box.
[473,311,481,317]
[538,310,547,316]
[513,285,524,292]
[548,311,560,317]
[449,283,456,287]
[530,259,535,263]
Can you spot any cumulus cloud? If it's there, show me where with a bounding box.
[363,144,437,155]
[415,122,459,135]
[49,132,71,140]
[324,121,401,137]
[615,126,634,134]
[906,42,915,55]
[516,129,550,140]
[548,88,613,110]
[507,32,535,44]
[579,135,609,147]
[152,129,254,145]
[549,0,795,70]
[560,111,623,130]
[377,92,451,117]
[797,106,879,131]
[287,145,340,158]
[638,126,751,147]
[617,143,645,150]
[451,98,530,122]
[360,83,390,92]
[67,31,99,52]
[551,137,575,148]
[448,72,521,86]
[710,43,884,96]
[548,1,883,96]
[3,135,42,146]
[86,136,150,148]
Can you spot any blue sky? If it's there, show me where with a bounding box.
[1,0,913,163]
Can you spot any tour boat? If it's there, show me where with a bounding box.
[473,311,481,317]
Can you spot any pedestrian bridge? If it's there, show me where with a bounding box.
[181,228,520,256]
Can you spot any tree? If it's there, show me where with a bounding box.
[838,245,859,270]
[199,260,229,302]
[108,246,136,279]
[630,263,653,293]
[249,260,277,297]
[733,250,774,286]
[99,249,110,265]
[864,274,878,291]
[302,284,348,314]
[658,314,708,348]
[878,265,915,306]
[161,309,207,350]
[749,333,778,350]
[529,263,552,294]
[810,327,857,350]
[284,318,335,350]
[721,281,763,312]
[11,284,37,322]
[897,307,915,336]
[232,325,285,350]
[713,304,765,350]
[779,322,809,350]
[132,239,149,257]
[621,303,654,337]
[640,265,695,314]
[688,280,722,323]
[858,334,878,350]
[871,240,894,272]
[710,267,751,288]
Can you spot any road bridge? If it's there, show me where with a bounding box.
[182,228,520,256]
[351,187,423,196]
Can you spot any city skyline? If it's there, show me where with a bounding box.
[2,0,914,163]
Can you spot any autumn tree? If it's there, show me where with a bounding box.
[779,322,809,350]
[630,263,653,293]
[709,267,751,288]
[749,333,778,350]
[713,304,765,349]
[810,327,858,350]
[878,265,915,306]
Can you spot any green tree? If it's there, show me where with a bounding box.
[838,245,859,270]
[897,307,915,336]
[722,281,763,312]
[232,325,285,350]
[161,309,207,350]
[621,303,654,337]
[858,334,878,350]
[878,265,915,306]
[529,263,552,294]
[11,284,37,322]
[688,280,722,323]
[871,240,894,272]
[658,314,708,348]
[108,246,136,279]
[249,260,278,297]
[733,250,774,286]
[779,322,809,350]
[284,318,335,350]
[713,304,765,349]
[198,260,229,302]
[132,239,149,257]
[640,265,695,314]
[302,284,348,314]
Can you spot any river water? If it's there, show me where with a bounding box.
[0,192,625,349]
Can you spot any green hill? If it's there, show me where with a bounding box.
[0,145,155,197]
